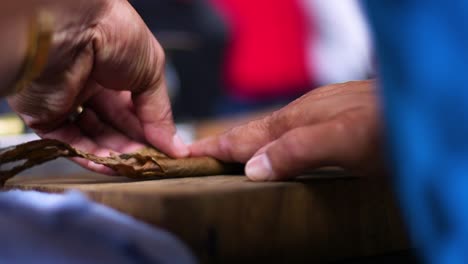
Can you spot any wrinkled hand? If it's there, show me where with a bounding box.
[190,80,385,181]
[8,0,188,173]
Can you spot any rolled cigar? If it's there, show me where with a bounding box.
[0,139,243,185]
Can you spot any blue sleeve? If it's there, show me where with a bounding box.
[362,1,468,263]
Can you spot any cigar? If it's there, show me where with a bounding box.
[0,139,243,185]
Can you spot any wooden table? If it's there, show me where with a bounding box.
[5,169,409,263]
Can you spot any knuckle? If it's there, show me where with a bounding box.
[330,119,347,136]
[266,110,289,139]
[217,134,235,161]
[335,108,373,139]
[331,110,361,136]
[218,125,261,162]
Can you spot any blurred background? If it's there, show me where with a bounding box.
[131,0,373,120]
[0,0,374,147]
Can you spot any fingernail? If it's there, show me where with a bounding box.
[245,154,274,181]
[173,134,190,157]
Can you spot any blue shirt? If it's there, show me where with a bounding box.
[363,1,468,263]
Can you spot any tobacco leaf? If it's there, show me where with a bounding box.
[0,139,243,185]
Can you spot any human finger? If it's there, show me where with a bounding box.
[189,117,277,163]
[245,109,379,181]
[86,89,145,142]
[76,107,145,153]
[37,124,116,175]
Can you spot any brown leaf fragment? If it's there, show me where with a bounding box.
[0,139,243,185]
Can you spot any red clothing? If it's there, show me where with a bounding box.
[212,0,315,100]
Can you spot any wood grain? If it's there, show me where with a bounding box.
[4,170,409,263]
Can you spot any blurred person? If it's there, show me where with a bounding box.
[364,1,468,263]
[0,191,195,264]
[210,0,372,116]
[302,0,372,85]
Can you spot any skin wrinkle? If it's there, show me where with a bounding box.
[43,27,96,77]
[11,26,97,122]
[269,108,306,138]
[229,118,274,161]
[129,39,162,94]
[92,2,164,94]
[269,89,376,135]
[14,42,96,132]
[298,80,374,101]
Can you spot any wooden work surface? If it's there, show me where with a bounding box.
[5,170,409,263]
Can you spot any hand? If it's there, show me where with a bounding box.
[8,0,189,173]
[190,80,385,181]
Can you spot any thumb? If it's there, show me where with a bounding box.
[245,116,367,181]
[132,74,189,158]
[91,1,189,158]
